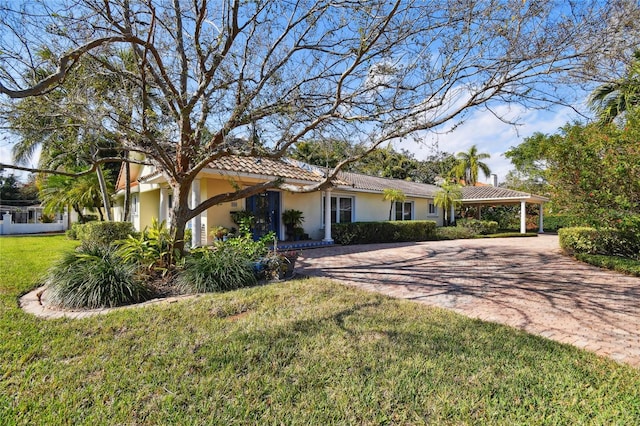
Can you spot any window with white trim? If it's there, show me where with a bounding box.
[322,195,354,225]
[428,202,437,215]
[394,201,413,221]
[131,194,139,216]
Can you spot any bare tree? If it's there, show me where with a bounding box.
[1,0,638,251]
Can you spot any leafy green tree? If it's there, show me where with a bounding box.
[505,115,640,226]
[289,140,355,169]
[453,145,491,186]
[588,51,640,124]
[411,152,457,184]
[434,183,462,226]
[382,189,406,221]
[353,146,418,180]
[7,57,124,220]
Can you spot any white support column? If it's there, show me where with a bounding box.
[520,200,527,234]
[159,187,169,224]
[323,189,333,243]
[538,203,544,234]
[190,179,201,247]
[450,204,455,225]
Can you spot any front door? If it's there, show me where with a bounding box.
[246,191,280,240]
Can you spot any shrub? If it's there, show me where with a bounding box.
[177,245,257,293]
[332,221,437,245]
[544,214,581,232]
[116,219,179,276]
[66,223,83,240]
[223,231,271,259]
[435,226,475,240]
[559,226,640,260]
[558,227,600,255]
[46,245,154,309]
[75,221,136,247]
[457,219,499,235]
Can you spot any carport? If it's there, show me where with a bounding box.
[459,186,549,233]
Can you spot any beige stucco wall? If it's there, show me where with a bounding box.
[282,191,324,240]
[123,170,446,239]
[139,189,160,230]
[202,177,245,244]
[349,191,443,225]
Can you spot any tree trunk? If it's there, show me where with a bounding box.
[95,164,112,221]
[169,183,193,255]
[73,203,85,223]
[388,202,392,221]
[123,161,131,222]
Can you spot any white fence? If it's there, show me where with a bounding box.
[0,213,68,235]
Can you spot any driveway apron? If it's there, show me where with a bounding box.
[297,235,640,367]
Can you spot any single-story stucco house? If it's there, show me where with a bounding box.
[113,156,548,247]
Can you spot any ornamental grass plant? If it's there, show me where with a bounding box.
[176,245,257,294]
[46,244,154,309]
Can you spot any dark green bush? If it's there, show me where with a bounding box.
[435,226,475,240]
[177,245,257,293]
[75,221,136,247]
[575,253,640,277]
[65,223,84,240]
[46,245,154,309]
[457,219,499,235]
[332,221,437,245]
[544,214,581,232]
[559,226,640,260]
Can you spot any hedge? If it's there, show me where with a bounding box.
[332,220,437,245]
[559,226,640,260]
[73,221,137,247]
[457,219,499,235]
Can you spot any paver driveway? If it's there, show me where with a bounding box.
[297,234,640,367]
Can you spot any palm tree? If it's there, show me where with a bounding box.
[453,145,491,186]
[382,188,406,221]
[433,183,462,226]
[38,173,113,222]
[588,51,640,124]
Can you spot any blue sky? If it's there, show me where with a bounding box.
[395,103,581,185]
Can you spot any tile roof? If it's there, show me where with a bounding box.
[207,156,323,181]
[139,154,547,202]
[335,171,440,197]
[207,156,351,185]
[461,186,548,202]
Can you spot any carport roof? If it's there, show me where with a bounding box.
[461,186,549,203]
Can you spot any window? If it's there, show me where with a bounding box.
[131,194,139,216]
[394,201,413,221]
[322,195,353,225]
[428,202,437,215]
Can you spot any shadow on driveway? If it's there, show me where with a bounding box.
[298,235,640,367]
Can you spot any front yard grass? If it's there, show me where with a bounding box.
[575,253,640,277]
[1,235,639,424]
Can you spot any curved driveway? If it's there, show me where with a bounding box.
[297,235,640,367]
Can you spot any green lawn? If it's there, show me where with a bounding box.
[1,236,639,424]
[575,253,640,277]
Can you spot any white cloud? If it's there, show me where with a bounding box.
[395,104,577,184]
